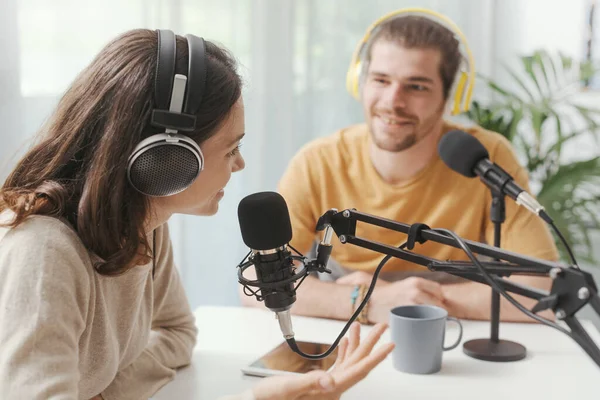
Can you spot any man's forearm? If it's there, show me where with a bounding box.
[293,277,357,320]
[442,276,554,322]
[240,273,355,321]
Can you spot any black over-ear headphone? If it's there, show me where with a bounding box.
[127,29,207,197]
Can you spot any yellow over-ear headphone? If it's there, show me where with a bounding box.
[345,8,476,115]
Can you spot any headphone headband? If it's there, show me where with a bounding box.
[151,30,207,132]
[154,30,176,111]
[184,34,207,115]
[346,8,476,115]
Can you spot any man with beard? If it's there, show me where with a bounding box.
[241,10,559,324]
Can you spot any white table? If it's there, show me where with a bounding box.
[153,306,600,399]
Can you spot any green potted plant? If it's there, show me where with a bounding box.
[466,50,600,264]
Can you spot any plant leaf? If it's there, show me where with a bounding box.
[505,65,537,102]
[538,158,600,202]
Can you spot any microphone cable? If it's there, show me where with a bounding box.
[539,209,580,269]
[286,243,408,359]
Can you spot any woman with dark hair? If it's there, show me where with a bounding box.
[0,29,393,400]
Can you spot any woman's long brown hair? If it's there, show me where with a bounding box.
[0,29,241,275]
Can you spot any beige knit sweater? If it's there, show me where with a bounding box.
[0,214,202,399]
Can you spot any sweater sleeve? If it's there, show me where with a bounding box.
[101,223,198,400]
[0,217,91,399]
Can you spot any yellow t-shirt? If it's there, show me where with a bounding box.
[278,121,559,274]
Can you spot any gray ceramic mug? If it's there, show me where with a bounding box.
[389,305,463,374]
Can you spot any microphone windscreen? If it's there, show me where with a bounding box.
[438,130,490,178]
[238,191,293,250]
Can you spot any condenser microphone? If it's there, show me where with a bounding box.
[237,191,335,341]
[438,130,552,223]
[237,191,297,338]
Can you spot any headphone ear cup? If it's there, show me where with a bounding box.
[450,71,468,115]
[127,134,204,197]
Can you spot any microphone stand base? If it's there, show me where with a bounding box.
[463,338,527,362]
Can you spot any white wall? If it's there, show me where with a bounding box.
[491,0,600,163]
[494,0,587,60]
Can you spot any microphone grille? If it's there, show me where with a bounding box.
[237,192,293,250]
[438,130,489,178]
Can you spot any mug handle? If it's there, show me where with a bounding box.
[443,317,463,351]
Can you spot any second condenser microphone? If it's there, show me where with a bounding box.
[438,130,551,223]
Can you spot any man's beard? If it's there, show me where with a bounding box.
[371,132,417,152]
[369,107,444,153]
